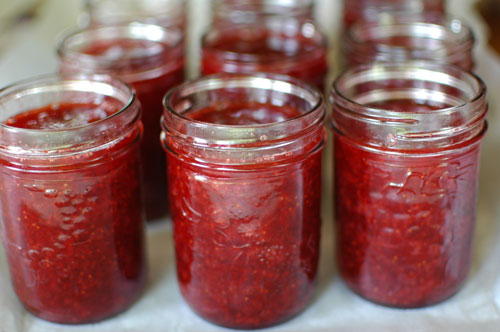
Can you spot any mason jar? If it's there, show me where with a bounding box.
[202,0,328,89]
[0,74,146,323]
[58,23,185,220]
[330,62,487,308]
[162,73,326,328]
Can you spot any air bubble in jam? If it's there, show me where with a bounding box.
[44,189,58,198]
[387,133,396,146]
[5,101,120,130]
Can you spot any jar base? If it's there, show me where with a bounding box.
[20,294,143,325]
[187,301,312,330]
[341,279,465,309]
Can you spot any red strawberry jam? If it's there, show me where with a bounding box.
[5,102,116,128]
[0,76,145,324]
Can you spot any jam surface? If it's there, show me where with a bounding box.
[167,102,323,328]
[202,29,327,89]
[334,100,481,307]
[5,101,117,129]
[77,38,184,220]
[187,101,303,125]
[0,103,145,323]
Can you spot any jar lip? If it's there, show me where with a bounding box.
[331,62,486,117]
[164,72,323,129]
[345,15,474,59]
[163,72,325,165]
[57,22,184,70]
[87,0,186,17]
[0,73,136,134]
[346,0,444,11]
[212,0,315,14]
[163,73,325,150]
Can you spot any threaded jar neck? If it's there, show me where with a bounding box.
[0,74,141,163]
[344,15,474,69]
[330,62,487,155]
[162,73,325,167]
[58,23,184,82]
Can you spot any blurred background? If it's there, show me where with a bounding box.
[1,1,500,331]
[0,0,491,87]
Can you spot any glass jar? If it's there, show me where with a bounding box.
[85,0,186,30]
[330,62,487,308]
[162,73,326,329]
[0,74,146,323]
[58,23,185,220]
[343,0,446,29]
[343,15,475,70]
[202,0,328,90]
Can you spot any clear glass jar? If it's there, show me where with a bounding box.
[202,0,328,90]
[85,0,186,30]
[162,73,326,329]
[343,15,475,70]
[330,62,487,308]
[58,23,185,220]
[0,74,146,323]
[343,0,446,29]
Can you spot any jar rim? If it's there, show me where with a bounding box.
[212,0,314,15]
[87,0,186,16]
[344,15,474,63]
[162,72,325,166]
[57,23,184,76]
[164,72,322,127]
[346,0,444,10]
[330,62,487,152]
[0,73,136,133]
[0,73,141,157]
[332,62,486,117]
